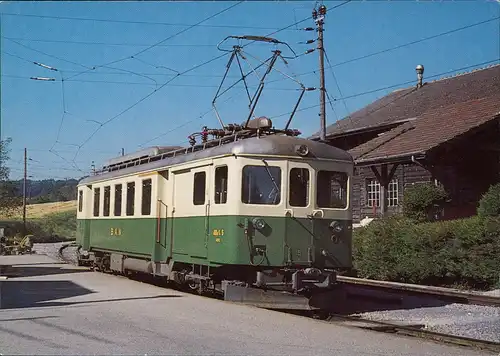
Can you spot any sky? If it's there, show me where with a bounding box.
[1,0,499,180]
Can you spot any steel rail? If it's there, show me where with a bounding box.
[327,314,500,353]
[337,276,500,308]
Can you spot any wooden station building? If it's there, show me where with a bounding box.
[310,64,500,222]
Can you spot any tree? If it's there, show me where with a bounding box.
[0,138,23,217]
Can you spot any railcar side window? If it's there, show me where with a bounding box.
[242,165,281,205]
[93,187,100,217]
[214,166,228,204]
[289,168,309,207]
[126,182,135,216]
[142,179,152,215]
[193,172,206,205]
[316,171,348,209]
[78,190,83,212]
[114,184,122,216]
[103,186,111,217]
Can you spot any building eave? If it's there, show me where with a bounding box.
[309,117,418,141]
[354,151,426,167]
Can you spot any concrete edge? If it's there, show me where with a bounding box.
[0,275,8,309]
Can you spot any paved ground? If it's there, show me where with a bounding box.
[0,254,496,356]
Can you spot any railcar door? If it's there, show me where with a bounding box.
[171,165,211,260]
[284,161,315,264]
[310,161,353,268]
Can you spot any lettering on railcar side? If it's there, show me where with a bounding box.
[212,229,224,237]
[110,227,123,236]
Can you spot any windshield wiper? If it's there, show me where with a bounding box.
[262,159,280,204]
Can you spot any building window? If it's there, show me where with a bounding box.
[366,178,399,207]
[242,165,281,205]
[114,184,122,216]
[142,179,152,215]
[103,186,111,217]
[93,187,100,217]
[366,179,380,207]
[289,168,309,207]
[388,179,399,207]
[193,172,206,205]
[214,166,228,204]
[78,190,83,212]
[316,171,348,209]
[126,182,135,216]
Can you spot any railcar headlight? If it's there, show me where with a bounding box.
[329,221,343,233]
[252,217,266,230]
[295,144,309,156]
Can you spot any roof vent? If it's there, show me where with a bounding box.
[416,64,424,89]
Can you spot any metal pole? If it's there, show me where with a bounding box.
[23,148,27,233]
[315,5,327,142]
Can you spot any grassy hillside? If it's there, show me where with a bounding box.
[0,200,77,220]
[0,201,77,242]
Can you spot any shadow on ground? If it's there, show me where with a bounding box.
[328,285,455,315]
[1,280,182,309]
[4,264,89,278]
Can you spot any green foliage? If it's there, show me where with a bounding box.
[402,182,448,222]
[0,139,23,217]
[477,183,500,218]
[0,210,76,243]
[353,216,500,290]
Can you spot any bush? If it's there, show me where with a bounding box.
[402,183,448,222]
[477,183,500,218]
[353,215,500,290]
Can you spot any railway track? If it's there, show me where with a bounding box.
[56,243,500,354]
[337,275,500,308]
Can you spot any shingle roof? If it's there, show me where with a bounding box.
[311,64,500,139]
[350,93,500,164]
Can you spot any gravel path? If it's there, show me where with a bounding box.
[31,243,500,344]
[357,303,500,343]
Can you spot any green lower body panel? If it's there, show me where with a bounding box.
[76,215,352,269]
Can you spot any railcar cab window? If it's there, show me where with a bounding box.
[242,165,281,205]
[103,186,111,217]
[114,184,122,216]
[93,187,100,217]
[289,168,310,207]
[142,179,152,215]
[78,190,83,212]
[126,182,135,216]
[316,171,348,209]
[214,166,228,204]
[193,172,206,205]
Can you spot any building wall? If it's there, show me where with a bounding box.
[350,121,500,222]
[351,163,431,222]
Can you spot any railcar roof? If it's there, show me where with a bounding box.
[79,135,353,185]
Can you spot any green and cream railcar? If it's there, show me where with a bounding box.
[76,129,353,303]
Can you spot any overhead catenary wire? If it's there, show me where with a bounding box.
[267,15,500,85]
[0,11,302,31]
[6,14,495,85]
[71,11,330,162]
[71,51,232,163]
[323,49,350,117]
[268,58,500,121]
[3,74,306,91]
[64,2,245,81]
